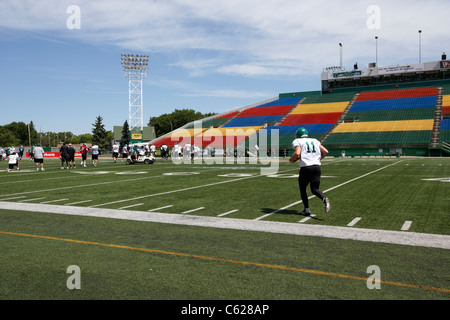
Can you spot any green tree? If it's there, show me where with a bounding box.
[1,121,38,146]
[91,116,109,152]
[58,132,74,144]
[78,133,93,145]
[148,108,216,137]
[69,136,81,145]
[41,132,58,147]
[106,131,114,145]
[28,121,39,146]
[0,126,20,147]
[120,120,131,148]
[4,122,28,145]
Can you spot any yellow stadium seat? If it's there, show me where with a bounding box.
[170,128,206,138]
[202,126,262,137]
[291,102,349,115]
[442,95,450,107]
[333,119,434,133]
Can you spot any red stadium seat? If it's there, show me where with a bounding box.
[356,87,438,101]
[280,113,342,125]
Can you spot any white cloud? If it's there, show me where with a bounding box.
[1,0,449,77]
[181,88,270,99]
[147,75,269,100]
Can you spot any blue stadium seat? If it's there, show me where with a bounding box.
[256,97,303,107]
[222,115,284,127]
[350,96,436,112]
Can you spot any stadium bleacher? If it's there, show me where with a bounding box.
[442,95,450,118]
[222,97,302,128]
[322,88,438,147]
[439,119,450,143]
[171,97,303,149]
[201,126,261,148]
[151,81,450,157]
[259,99,350,148]
[222,115,285,128]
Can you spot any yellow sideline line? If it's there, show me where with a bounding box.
[1,230,449,294]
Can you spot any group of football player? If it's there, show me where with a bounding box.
[59,143,98,168]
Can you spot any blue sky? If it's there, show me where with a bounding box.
[1,0,449,135]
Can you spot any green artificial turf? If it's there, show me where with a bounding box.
[0,156,449,301]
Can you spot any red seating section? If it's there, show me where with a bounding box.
[153,135,250,148]
[356,87,438,101]
[214,111,240,119]
[280,112,342,125]
[236,105,293,118]
[443,106,450,114]
[200,136,248,147]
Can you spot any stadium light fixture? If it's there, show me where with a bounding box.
[121,54,150,135]
[339,43,343,70]
[375,36,378,67]
[418,30,422,63]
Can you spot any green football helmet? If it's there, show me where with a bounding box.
[296,127,309,138]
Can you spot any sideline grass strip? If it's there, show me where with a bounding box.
[1,230,449,294]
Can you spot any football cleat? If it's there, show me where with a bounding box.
[323,197,331,213]
[300,210,311,217]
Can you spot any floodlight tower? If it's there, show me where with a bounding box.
[121,54,149,139]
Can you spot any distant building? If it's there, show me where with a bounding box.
[113,126,156,144]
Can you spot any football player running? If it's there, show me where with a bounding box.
[289,128,330,216]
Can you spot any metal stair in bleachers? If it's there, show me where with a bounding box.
[320,93,360,143]
[430,87,443,148]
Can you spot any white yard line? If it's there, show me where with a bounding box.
[18,197,47,203]
[89,177,255,208]
[182,207,205,214]
[218,209,239,217]
[254,160,403,221]
[64,200,93,206]
[0,175,164,198]
[347,218,362,227]
[118,203,144,210]
[148,205,174,212]
[89,171,289,209]
[40,198,69,204]
[401,221,413,231]
[1,201,449,250]
[0,196,26,201]
[88,161,343,209]
[299,214,316,223]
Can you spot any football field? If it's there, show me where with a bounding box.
[0,155,449,303]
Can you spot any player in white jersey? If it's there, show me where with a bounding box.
[33,143,45,171]
[122,144,128,162]
[112,143,120,163]
[149,144,156,157]
[184,143,191,160]
[91,144,99,167]
[289,128,330,216]
[172,143,180,159]
[7,151,20,172]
